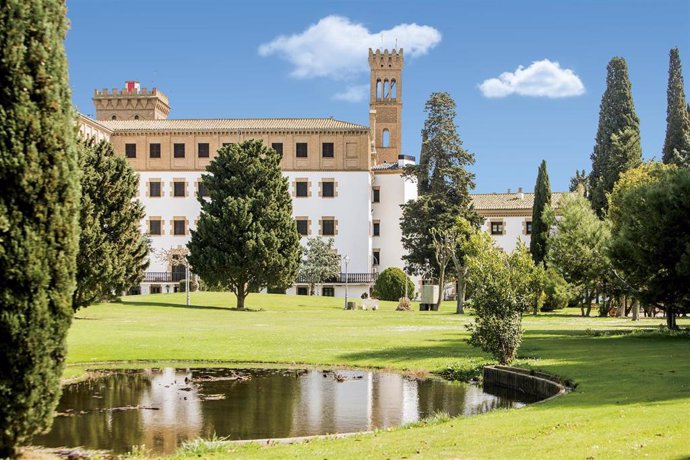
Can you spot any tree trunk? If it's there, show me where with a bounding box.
[667,307,677,330]
[585,291,592,317]
[456,270,466,314]
[632,298,640,321]
[236,282,247,310]
[436,266,446,309]
[617,295,624,317]
[580,290,586,317]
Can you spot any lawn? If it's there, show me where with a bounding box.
[65,292,690,459]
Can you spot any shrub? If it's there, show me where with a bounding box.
[541,268,574,311]
[396,297,412,311]
[373,267,415,301]
[178,278,199,293]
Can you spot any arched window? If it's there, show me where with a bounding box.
[134,115,140,120]
[382,129,390,148]
[383,80,389,99]
[390,80,397,99]
[376,79,382,99]
[111,115,117,120]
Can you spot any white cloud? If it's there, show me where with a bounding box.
[479,59,585,98]
[333,84,369,103]
[258,15,441,80]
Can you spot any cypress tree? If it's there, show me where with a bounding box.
[72,139,149,310]
[530,160,551,265]
[589,57,642,217]
[0,1,79,456]
[662,48,690,167]
[187,140,301,310]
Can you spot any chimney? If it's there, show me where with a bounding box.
[517,187,525,200]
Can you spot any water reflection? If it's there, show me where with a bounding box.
[33,368,534,454]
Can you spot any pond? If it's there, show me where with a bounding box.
[33,367,539,454]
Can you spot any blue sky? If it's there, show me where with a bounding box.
[66,0,689,193]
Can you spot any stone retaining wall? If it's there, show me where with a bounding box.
[483,365,565,401]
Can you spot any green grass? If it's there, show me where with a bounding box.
[65,292,690,459]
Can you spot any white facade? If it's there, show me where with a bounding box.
[480,216,532,253]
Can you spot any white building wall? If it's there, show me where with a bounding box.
[480,215,531,253]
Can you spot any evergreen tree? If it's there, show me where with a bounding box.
[401,92,482,302]
[530,160,552,265]
[298,237,340,296]
[187,140,300,310]
[662,48,690,167]
[72,139,149,310]
[589,57,642,217]
[569,169,588,194]
[0,1,79,456]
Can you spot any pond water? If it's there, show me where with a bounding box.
[33,367,538,454]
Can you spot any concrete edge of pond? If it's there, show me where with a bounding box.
[483,365,567,403]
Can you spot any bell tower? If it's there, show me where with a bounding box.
[369,48,403,164]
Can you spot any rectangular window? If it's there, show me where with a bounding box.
[525,221,533,235]
[173,143,185,158]
[322,286,335,297]
[148,220,162,236]
[198,143,210,158]
[373,250,380,265]
[271,143,283,155]
[372,187,380,203]
[173,219,186,236]
[296,142,308,158]
[322,181,335,198]
[491,222,504,235]
[373,222,380,236]
[173,181,185,197]
[149,143,161,158]
[297,286,309,296]
[295,181,308,197]
[197,182,208,198]
[149,181,161,197]
[150,285,162,294]
[322,218,335,236]
[296,219,308,236]
[125,143,136,158]
[322,142,334,158]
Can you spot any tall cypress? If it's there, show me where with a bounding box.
[589,57,642,216]
[530,160,551,265]
[662,48,690,167]
[0,1,79,456]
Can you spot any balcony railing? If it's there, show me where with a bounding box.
[143,271,186,283]
[296,272,378,284]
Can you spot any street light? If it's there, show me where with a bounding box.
[185,258,190,307]
[343,255,351,309]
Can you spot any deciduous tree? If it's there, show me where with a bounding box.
[72,139,149,310]
[298,237,340,296]
[0,1,79,455]
[187,140,300,310]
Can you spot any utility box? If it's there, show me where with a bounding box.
[420,285,439,311]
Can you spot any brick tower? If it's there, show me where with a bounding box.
[369,49,403,164]
[92,80,170,121]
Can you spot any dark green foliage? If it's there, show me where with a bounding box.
[530,160,551,264]
[662,48,690,167]
[373,267,415,301]
[0,1,79,455]
[73,139,149,310]
[401,92,482,277]
[589,57,642,217]
[298,237,340,295]
[541,267,574,311]
[609,167,690,329]
[569,169,588,194]
[187,140,300,310]
[178,279,198,292]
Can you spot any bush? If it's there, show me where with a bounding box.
[373,268,415,301]
[396,297,412,311]
[178,278,199,292]
[541,268,574,311]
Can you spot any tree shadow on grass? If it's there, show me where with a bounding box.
[113,300,249,312]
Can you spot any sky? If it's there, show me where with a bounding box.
[66,0,690,193]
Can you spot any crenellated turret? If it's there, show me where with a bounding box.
[92,81,170,121]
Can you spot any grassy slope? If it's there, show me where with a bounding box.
[66,292,690,459]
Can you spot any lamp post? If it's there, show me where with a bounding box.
[185,259,190,307]
[343,255,351,309]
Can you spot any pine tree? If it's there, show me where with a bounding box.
[401,92,482,306]
[0,1,79,456]
[662,48,690,167]
[187,140,300,310]
[589,57,642,217]
[72,139,149,310]
[530,160,552,265]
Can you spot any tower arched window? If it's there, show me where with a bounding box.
[383,80,389,99]
[134,115,140,120]
[376,79,382,99]
[111,115,117,120]
[382,129,390,148]
[390,80,397,99]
